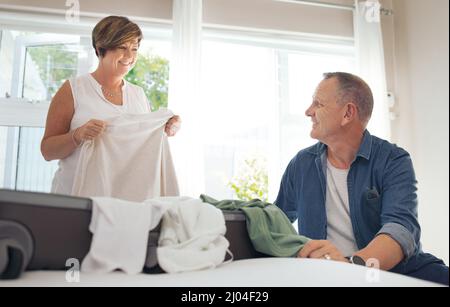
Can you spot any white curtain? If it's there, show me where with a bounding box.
[168,0,205,196]
[354,0,391,140]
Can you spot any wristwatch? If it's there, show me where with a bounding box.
[349,255,366,266]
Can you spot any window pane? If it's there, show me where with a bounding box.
[200,39,355,201]
[201,40,276,200]
[0,31,89,100]
[24,44,81,100]
[16,127,58,192]
[0,126,58,192]
[0,126,8,186]
[0,30,15,98]
[0,126,18,190]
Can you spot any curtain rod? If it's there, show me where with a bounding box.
[274,0,394,15]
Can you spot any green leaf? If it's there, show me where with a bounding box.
[228,155,268,201]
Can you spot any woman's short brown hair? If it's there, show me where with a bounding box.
[92,16,143,57]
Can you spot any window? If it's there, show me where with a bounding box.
[0,20,171,193]
[200,39,277,200]
[24,42,81,100]
[0,31,85,192]
[200,31,355,201]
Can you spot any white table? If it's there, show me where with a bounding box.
[0,258,441,287]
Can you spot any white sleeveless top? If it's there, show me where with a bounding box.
[51,73,151,195]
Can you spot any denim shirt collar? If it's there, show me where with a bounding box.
[307,130,373,162]
[355,130,372,161]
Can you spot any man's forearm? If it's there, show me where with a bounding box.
[355,234,404,271]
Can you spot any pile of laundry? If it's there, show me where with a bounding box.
[82,196,230,274]
[83,195,310,275]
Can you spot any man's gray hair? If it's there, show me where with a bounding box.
[323,72,374,123]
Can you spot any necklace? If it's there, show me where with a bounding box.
[101,86,122,98]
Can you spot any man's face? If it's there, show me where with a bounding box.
[305,78,346,142]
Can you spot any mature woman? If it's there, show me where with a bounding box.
[41,16,180,195]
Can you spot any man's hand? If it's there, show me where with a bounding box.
[298,240,349,263]
[165,115,181,137]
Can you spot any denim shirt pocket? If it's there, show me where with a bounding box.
[361,187,382,232]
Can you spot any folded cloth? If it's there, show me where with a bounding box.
[81,197,168,274]
[72,109,179,202]
[156,197,230,273]
[200,195,310,257]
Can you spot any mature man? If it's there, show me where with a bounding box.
[275,72,448,285]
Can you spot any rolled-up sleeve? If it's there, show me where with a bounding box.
[377,222,416,259]
[379,149,421,260]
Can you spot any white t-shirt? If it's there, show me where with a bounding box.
[325,159,359,257]
[51,73,151,195]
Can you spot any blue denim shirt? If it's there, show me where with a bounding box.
[275,130,442,274]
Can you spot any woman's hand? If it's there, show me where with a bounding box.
[73,119,107,144]
[165,115,181,137]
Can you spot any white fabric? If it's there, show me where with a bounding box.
[354,0,391,140]
[156,196,230,273]
[325,160,359,257]
[168,0,206,197]
[71,110,179,202]
[4,258,441,287]
[52,73,151,195]
[81,197,168,274]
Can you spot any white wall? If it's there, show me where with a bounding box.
[0,0,172,20]
[0,0,354,37]
[203,0,354,37]
[385,0,449,264]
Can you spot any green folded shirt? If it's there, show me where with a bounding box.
[200,194,310,257]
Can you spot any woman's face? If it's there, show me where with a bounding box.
[101,39,139,77]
